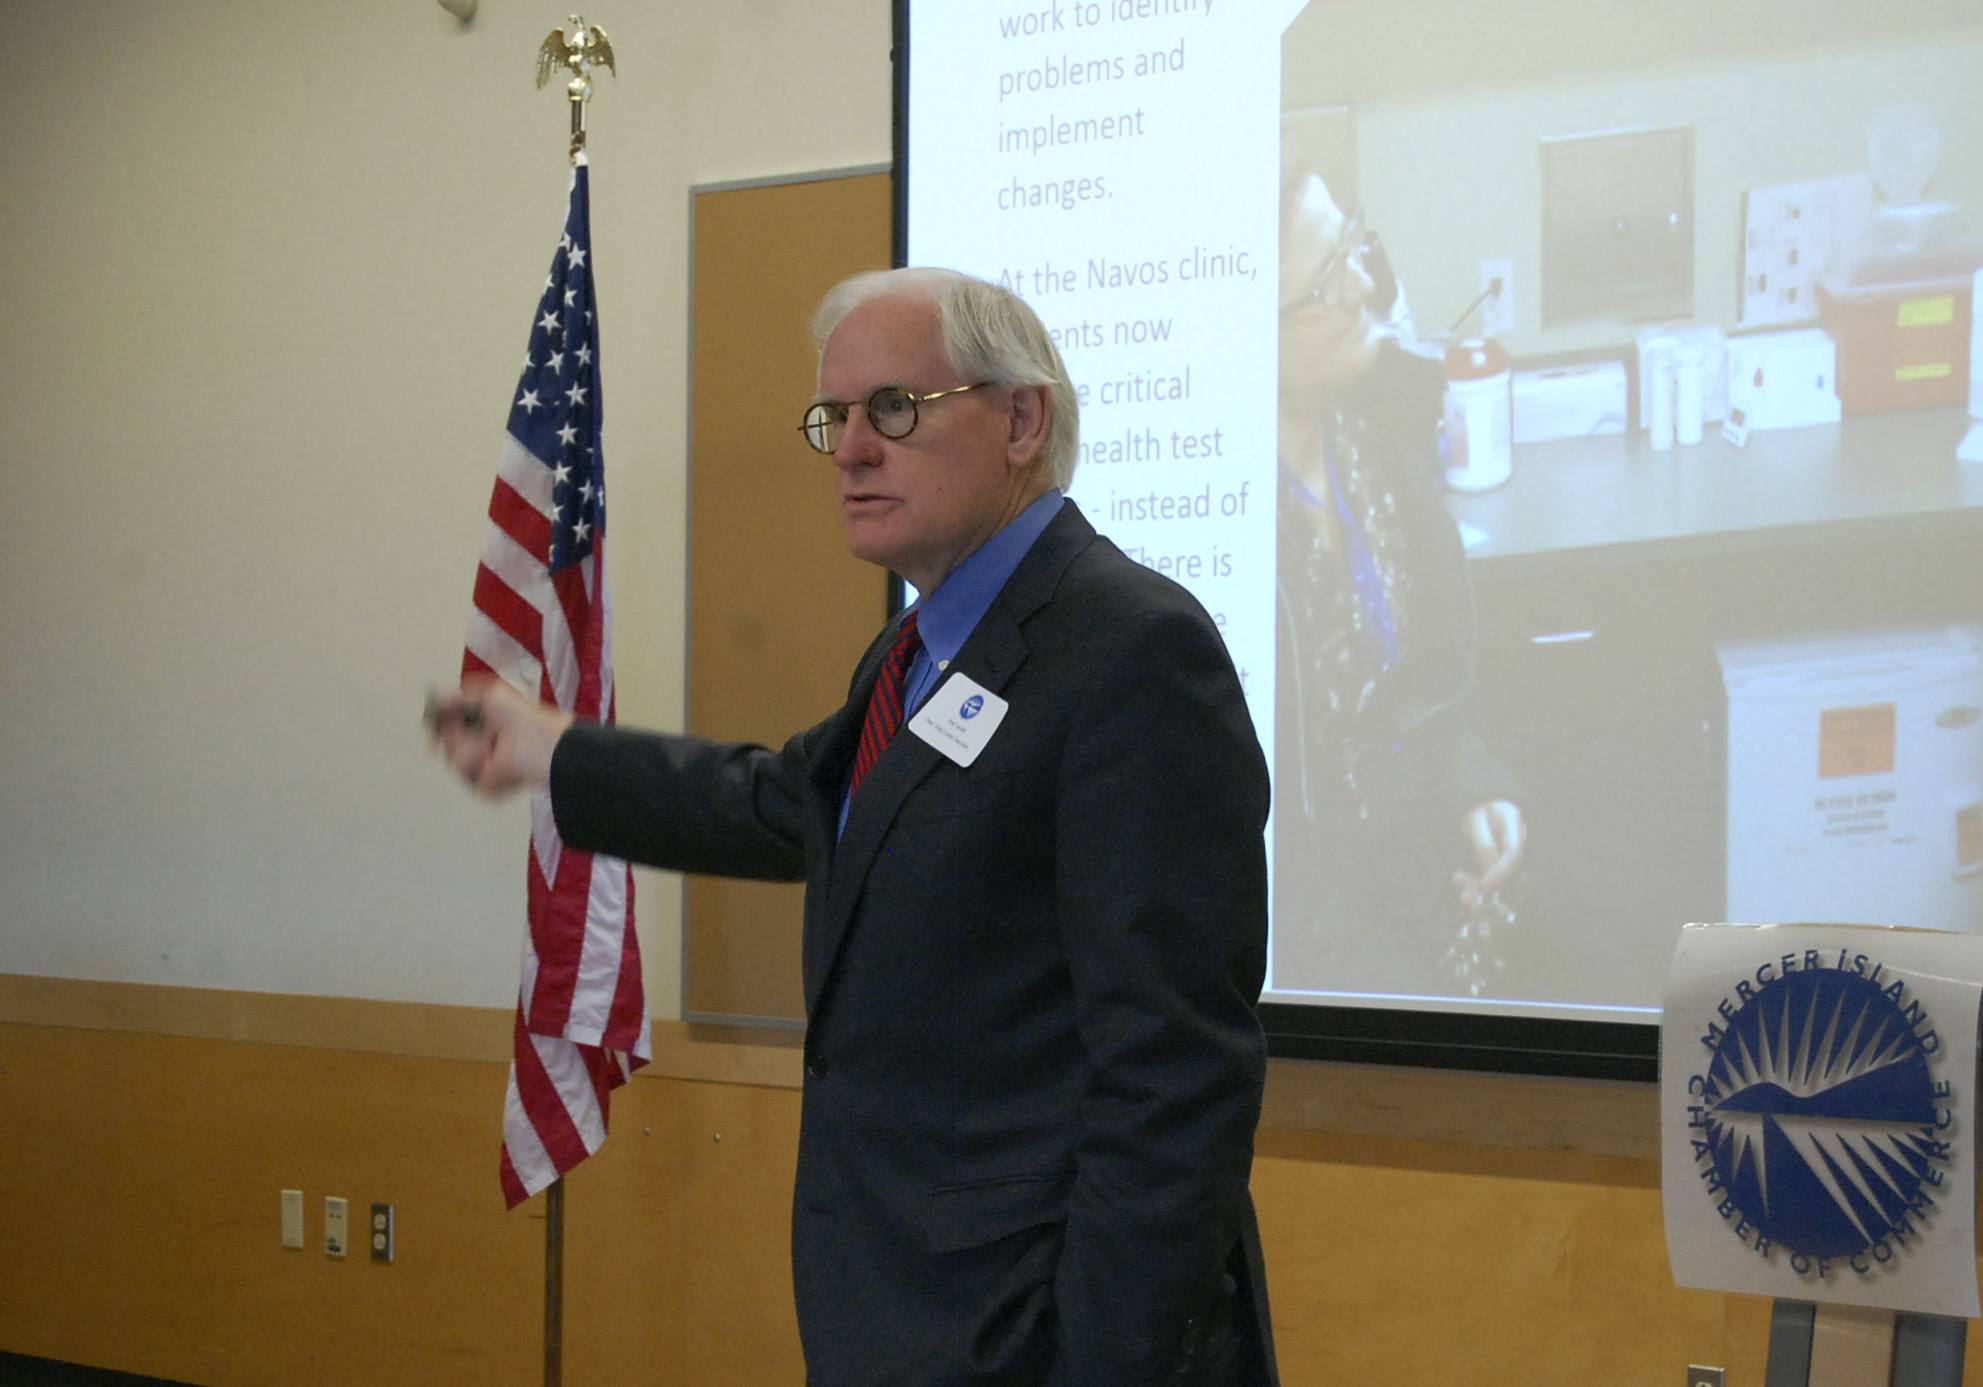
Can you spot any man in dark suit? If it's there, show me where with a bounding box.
[435,268,1276,1386]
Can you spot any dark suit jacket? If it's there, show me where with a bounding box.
[551,502,1277,1386]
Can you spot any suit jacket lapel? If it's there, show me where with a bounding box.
[798,617,896,1007]
[801,502,1098,1017]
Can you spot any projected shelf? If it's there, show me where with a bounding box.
[1448,408,1983,563]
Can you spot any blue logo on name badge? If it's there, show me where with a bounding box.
[1687,953,1954,1278]
[958,694,984,720]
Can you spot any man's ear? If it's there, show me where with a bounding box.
[1005,384,1051,470]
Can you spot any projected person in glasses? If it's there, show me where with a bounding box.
[434,268,1278,1386]
[1274,155,1527,998]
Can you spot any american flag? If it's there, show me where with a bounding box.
[462,153,650,1209]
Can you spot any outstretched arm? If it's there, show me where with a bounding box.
[429,675,810,882]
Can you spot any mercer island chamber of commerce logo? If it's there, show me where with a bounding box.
[1685,948,1957,1283]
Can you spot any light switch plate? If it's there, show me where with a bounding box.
[280,1189,304,1250]
[324,1196,348,1258]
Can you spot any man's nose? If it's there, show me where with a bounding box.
[832,408,884,469]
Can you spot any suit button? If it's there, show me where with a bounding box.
[805,1059,828,1080]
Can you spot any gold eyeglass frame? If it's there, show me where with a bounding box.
[798,382,993,454]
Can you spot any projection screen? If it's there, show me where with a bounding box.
[898,0,1983,1074]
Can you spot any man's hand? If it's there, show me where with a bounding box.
[427,676,572,797]
[1453,798,1525,908]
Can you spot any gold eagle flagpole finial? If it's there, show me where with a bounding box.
[536,15,616,162]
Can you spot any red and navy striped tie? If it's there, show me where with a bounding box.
[849,610,922,798]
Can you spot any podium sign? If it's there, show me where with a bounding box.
[1662,923,1982,1318]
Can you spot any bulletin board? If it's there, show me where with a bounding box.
[682,166,893,1024]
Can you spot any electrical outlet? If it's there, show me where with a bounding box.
[370,1202,395,1263]
[324,1196,348,1258]
[280,1189,304,1250]
[1480,258,1517,337]
[1687,1366,1725,1387]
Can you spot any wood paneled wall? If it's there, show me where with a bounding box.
[18,985,1943,1387]
[682,168,893,1026]
[0,1019,807,1386]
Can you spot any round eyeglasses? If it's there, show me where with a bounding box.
[799,382,993,455]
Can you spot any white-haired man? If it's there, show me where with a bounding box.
[435,268,1276,1386]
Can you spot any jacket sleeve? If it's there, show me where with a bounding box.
[548,721,812,882]
[1049,597,1270,1382]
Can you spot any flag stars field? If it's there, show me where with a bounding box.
[504,202,606,572]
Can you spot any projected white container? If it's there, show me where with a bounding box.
[1442,337,1512,491]
[1720,626,1983,933]
[1643,335,1677,450]
[1674,343,1705,445]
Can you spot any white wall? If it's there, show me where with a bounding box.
[0,1,891,1015]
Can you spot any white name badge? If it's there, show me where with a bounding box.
[907,673,1009,767]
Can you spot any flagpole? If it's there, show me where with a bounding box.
[527,21,614,1387]
[544,1176,565,1387]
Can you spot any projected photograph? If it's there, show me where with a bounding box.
[1272,110,1531,1004]
[902,0,1983,1056]
[1269,0,1983,1014]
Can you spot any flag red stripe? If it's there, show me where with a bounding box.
[551,562,600,720]
[528,845,593,1037]
[510,1006,590,1173]
[499,1147,528,1209]
[473,564,545,662]
[582,1045,615,1119]
[525,841,571,1033]
[489,476,553,563]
